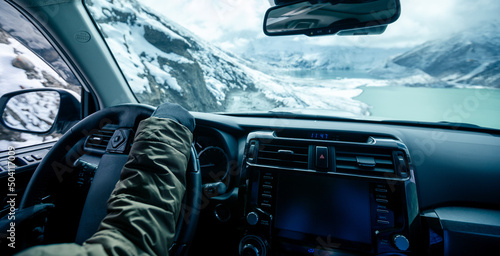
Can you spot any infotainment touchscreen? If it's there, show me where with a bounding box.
[275,173,372,245]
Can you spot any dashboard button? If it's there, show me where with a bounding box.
[261,203,271,208]
[376,184,389,189]
[248,143,257,161]
[23,155,35,162]
[247,212,259,225]
[377,214,389,221]
[316,146,328,169]
[377,209,389,213]
[393,234,410,251]
[376,194,388,199]
[31,154,42,160]
[376,198,389,204]
[242,244,260,256]
[377,204,388,210]
[377,220,390,225]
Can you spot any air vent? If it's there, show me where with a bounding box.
[256,141,309,169]
[336,147,395,176]
[84,125,116,153]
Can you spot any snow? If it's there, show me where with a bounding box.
[1,40,43,94]
[89,2,193,95]
[98,23,149,93]
[388,22,500,86]
[240,66,374,115]
[3,91,59,132]
[141,16,190,46]
[87,0,499,116]
[204,77,228,103]
[83,0,386,114]
[82,0,402,115]
[143,61,182,93]
[127,25,192,65]
[237,36,407,71]
[0,33,69,150]
[0,38,69,95]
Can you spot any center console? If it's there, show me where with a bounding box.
[240,130,419,256]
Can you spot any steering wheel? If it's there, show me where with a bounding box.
[18,104,201,255]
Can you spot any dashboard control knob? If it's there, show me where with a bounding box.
[247,212,259,225]
[242,244,260,256]
[393,234,410,251]
[239,235,267,256]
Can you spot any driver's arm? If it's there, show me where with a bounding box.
[16,103,195,256]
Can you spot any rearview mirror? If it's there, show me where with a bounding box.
[264,0,401,36]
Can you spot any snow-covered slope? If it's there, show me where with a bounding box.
[0,31,70,95]
[85,0,374,115]
[86,0,260,112]
[0,28,72,148]
[374,23,500,88]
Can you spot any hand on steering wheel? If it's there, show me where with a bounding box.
[12,104,200,256]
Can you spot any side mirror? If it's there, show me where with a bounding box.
[264,0,401,37]
[0,88,81,134]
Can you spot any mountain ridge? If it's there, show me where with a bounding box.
[87,0,266,112]
[377,22,500,88]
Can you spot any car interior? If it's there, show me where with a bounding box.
[0,0,499,255]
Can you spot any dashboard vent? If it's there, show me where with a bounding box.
[84,126,116,152]
[256,142,309,169]
[335,147,395,176]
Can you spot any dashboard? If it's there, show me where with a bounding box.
[194,125,243,198]
[2,110,498,255]
[189,112,500,256]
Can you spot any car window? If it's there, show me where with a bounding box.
[85,0,500,130]
[0,1,81,150]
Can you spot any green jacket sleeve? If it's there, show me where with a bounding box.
[16,117,193,256]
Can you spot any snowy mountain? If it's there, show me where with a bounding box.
[374,23,500,88]
[239,37,405,71]
[85,0,373,115]
[86,0,260,112]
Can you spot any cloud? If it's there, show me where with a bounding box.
[142,0,268,43]
[143,0,500,49]
[379,0,500,47]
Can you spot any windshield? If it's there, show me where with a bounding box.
[85,0,500,130]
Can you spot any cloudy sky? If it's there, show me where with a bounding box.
[143,0,500,50]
